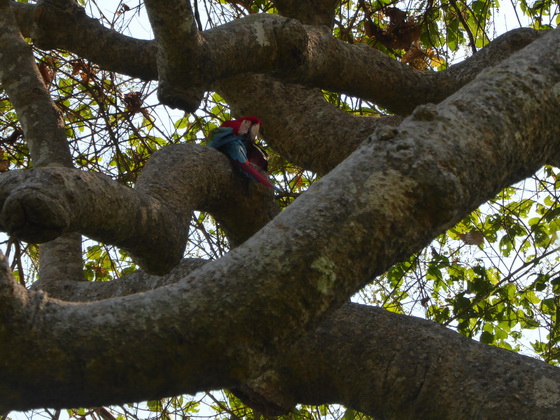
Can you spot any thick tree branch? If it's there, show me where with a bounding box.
[143,0,209,110]
[0,168,188,275]
[218,23,543,175]
[216,74,403,175]
[236,303,560,418]
[12,1,158,80]
[0,144,278,274]
[1,26,560,413]
[297,26,543,114]
[37,232,84,283]
[11,2,543,115]
[136,144,280,247]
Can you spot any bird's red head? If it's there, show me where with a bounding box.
[221,116,262,135]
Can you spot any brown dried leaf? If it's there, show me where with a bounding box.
[458,231,485,246]
[38,61,55,87]
[123,92,144,113]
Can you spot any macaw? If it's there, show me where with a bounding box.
[209,116,281,192]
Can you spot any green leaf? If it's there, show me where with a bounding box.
[480,330,494,344]
[343,408,357,420]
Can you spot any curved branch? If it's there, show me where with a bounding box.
[11,1,543,114]
[0,144,278,274]
[216,74,403,175]
[0,168,188,274]
[136,144,280,248]
[296,26,543,114]
[0,0,82,284]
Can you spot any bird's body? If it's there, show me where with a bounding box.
[209,117,281,192]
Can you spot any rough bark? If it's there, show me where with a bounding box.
[0,22,560,416]
[241,303,560,419]
[0,145,278,275]
[11,2,542,114]
[0,0,82,285]
[13,0,158,81]
[1,0,560,418]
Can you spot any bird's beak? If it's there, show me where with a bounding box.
[250,123,260,140]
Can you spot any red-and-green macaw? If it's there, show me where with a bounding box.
[209,116,281,192]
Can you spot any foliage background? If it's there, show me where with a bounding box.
[1,0,559,418]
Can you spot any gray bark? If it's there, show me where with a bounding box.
[0,0,83,286]
[0,0,559,418]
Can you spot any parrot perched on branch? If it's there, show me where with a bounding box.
[209,116,281,192]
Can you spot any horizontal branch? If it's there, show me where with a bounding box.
[28,253,560,419]
[236,303,560,418]
[0,144,278,274]
[11,1,543,114]
[12,1,158,80]
[32,258,209,301]
[0,168,187,274]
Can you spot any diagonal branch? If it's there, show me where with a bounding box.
[216,74,403,175]
[0,0,82,284]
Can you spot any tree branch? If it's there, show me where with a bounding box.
[0,144,278,274]
[216,74,403,175]
[296,26,543,114]
[32,258,209,301]
[0,0,70,167]
[0,0,82,284]
[1,25,560,413]
[136,144,280,248]
[11,2,543,115]
[236,303,560,418]
[12,1,158,81]
[143,0,209,110]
